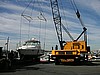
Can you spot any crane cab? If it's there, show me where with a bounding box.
[63,41,87,53]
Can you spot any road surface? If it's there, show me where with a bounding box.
[0,62,100,75]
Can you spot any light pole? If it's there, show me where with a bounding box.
[6,37,9,59]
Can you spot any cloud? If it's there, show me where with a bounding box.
[0,0,100,50]
[75,0,100,15]
[0,1,56,50]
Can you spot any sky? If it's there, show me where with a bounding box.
[0,0,100,51]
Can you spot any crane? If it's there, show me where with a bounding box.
[50,0,90,64]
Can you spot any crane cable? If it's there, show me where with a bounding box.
[21,0,33,15]
[43,21,47,50]
[19,15,22,47]
[70,0,85,28]
[70,0,78,13]
[37,0,42,42]
[20,0,47,49]
[37,0,47,50]
[28,0,35,40]
[21,0,35,40]
[59,0,73,40]
[59,0,69,28]
[20,0,32,41]
[70,0,87,41]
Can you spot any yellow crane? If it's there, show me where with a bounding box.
[50,0,90,65]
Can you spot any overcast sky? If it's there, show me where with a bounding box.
[0,0,100,51]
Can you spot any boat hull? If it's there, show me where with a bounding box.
[18,49,44,56]
[18,49,44,60]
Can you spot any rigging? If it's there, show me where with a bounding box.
[70,0,87,42]
[20,0,47,49]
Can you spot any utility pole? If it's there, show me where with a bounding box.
[6,37,9,59]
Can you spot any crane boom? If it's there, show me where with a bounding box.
[50,0,74,49]
[50,0,63,49]
[75,10,87,42]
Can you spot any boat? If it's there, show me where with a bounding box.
[17,38,44,61]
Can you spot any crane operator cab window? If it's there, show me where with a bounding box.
[73,43,80,49]
[72,41,86,51]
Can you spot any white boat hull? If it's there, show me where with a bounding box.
[18,49,44,56]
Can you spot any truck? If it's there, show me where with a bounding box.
[50,0,90,65]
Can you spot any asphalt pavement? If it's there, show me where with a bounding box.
[0,62,100,75]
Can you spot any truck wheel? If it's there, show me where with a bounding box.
[55,58,60,65]
[74,57,80,64]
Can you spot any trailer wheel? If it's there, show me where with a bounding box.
[35,57,40,63]
[20,54,24,60]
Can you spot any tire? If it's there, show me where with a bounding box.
[35,57,40,63]
[55,58,60,65]
[20,54,24,60]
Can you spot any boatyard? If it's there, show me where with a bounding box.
[0,0,100,75]
[0,61,100,75]
[0,47,100,75]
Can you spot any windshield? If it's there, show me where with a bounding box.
[23,41,40,46]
